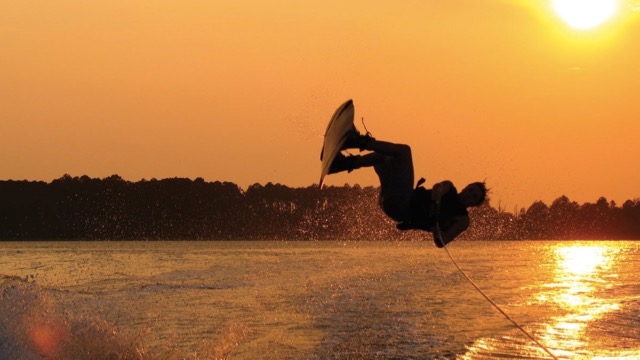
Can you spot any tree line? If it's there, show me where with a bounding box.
[1,175,639,241]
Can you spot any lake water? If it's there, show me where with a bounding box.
[1,240,639,359]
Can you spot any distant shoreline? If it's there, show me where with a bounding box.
[2,175,639,241]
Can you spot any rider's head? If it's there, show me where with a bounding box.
[460,182,487,207]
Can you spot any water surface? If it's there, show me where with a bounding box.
[1,240,638,359]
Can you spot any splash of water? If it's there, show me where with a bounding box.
[0,275,146,359]
[0,274,256,359]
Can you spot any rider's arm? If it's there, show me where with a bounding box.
[433,215,469,248]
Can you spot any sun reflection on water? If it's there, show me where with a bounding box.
[557,245,607,275]
[541,243,625,358]
[552,245,618,312]
[551,244,618,312]
[464,242,639,359]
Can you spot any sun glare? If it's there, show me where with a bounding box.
[552,0,618,30]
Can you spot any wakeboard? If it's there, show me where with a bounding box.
[319,99,355,188]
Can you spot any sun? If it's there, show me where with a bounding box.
[552,0,619,30]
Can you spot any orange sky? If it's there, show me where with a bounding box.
[1,0,639,211]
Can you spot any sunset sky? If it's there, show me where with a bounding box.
[2,0,639,211]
